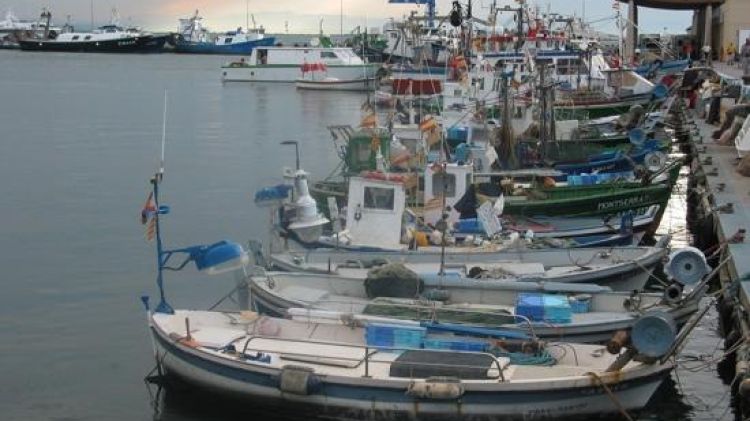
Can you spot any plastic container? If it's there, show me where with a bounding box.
[365,323,426,350]
[542,295,572,323]
[423,338,487,352]
[515,293,545,322]
[568,294,592,314]
[515,293,572,323]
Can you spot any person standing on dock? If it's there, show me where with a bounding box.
[743,38,750,77]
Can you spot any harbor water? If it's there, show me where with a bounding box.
[0,51,735,420]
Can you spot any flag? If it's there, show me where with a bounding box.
[360,112,378,128]
[140,192,156,224]
[140,191,157,242]
[419,115,438,132]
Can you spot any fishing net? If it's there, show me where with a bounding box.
[364,263,421,299]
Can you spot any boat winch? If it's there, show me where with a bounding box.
[665,247,709,286]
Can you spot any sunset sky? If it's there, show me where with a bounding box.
[3,0,693,35]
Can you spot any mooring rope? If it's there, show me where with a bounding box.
[586,371,634,421]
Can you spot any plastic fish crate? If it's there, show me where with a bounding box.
[569,296,591,314]
[515,293,572,323]
[365,323,425,350]
[515,293,545,322]
[423,338,487,352]
[542,295,572,324]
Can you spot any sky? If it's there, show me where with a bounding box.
[3,0,694,35]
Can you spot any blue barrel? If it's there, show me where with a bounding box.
[628,128,646,147]
[631,311,676,358]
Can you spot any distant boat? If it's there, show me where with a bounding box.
[173,10,275,55]
[19,24,168,53]
[221,42,379,83]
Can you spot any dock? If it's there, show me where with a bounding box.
[682,62,750,416]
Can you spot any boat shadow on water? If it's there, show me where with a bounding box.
[147,373,694,421]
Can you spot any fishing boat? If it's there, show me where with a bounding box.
[173,11,275,55]
[148,305,680,420]
[19,9,167,54]
[294,62,375,91]
[141,153,687,421]
[221,43,378,83]
[247,248,708,343]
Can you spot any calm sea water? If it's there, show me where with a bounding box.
[0,51,734,421]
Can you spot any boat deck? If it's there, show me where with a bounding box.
[153,310,633,384]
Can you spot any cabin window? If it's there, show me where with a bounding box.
[354,142,371,162]
[432,173,456,198]
[225,37,233,44]
[72,35,80,40]
[84,35,92,40]
[320,51,338,59]
[364,187,395,210]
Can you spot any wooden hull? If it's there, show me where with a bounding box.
[295,78,376,91]
[150,312,673,420]
[222,63,378,83]
[555,94,654,119]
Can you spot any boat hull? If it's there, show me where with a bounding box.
[268,240,670,292]
[174,37,275,55]
[555,94,654,119]
[248,278,700,344]
[222,63,379,83]
[18,35,167,53]
[295,78,376,92]
[151,325,671,420]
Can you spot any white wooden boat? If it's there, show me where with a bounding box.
[265,235,670,292]
[148,308,677,420]
[295,77,376,91]
[247,268,706,344]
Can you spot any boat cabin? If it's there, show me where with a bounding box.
[344,177,407,249]
[250,46,366,66]
[423,163,473,226]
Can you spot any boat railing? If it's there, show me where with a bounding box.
[239,334,507,381]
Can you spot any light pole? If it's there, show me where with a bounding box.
[280,140,300,170]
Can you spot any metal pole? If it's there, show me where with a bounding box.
[340,0,343,41]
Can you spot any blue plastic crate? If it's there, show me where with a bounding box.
[515,293,545,322]
[542,295,572,323]
[423,338,487,352]
[516,293,572,323]
[365,323,425,350]
[569,295,591,314]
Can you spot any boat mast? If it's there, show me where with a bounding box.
[90,0,94,30]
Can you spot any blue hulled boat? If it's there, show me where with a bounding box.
[173,11,275,55]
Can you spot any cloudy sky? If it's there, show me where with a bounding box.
[4,0,693,34]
